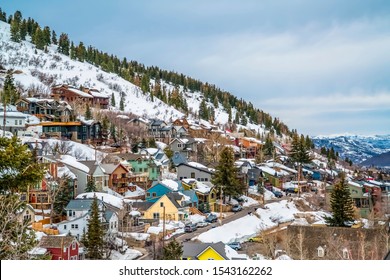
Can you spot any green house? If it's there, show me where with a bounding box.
[117,153,160,181]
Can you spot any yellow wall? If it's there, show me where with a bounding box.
[144,195,180,221]
[198,247,225,260]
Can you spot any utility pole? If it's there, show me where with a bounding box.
[160,202,166,249]
[219,185,223,225]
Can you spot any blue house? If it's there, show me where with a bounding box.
[146,180,184,203]
[145,180,199,207]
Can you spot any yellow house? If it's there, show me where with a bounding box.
[182,179,218,212]
[182,242,227,260]
[143,193,187,221]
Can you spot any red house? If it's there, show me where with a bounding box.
[38,236,82,260]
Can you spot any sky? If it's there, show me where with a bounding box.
[2,0,390,136]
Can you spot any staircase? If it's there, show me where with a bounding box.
[189,207,206,216]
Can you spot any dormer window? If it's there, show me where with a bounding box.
[317,246,325,258]
[342,248,349,259]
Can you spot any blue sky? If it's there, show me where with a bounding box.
[2,0,390,136]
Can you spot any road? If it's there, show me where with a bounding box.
[175,204,262,242]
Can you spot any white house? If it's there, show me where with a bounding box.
[0,104,28,134]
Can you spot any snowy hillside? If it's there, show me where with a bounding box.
[0,20,268,136]
[312,134,390,164]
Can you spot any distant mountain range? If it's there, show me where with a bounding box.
[312,134,390,165]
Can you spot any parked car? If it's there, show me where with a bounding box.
[205,214,218,223]
[231,204,243,212]
[272,190,283,198]
[184,223,197,233]
[248,236,263,243]
[228,242,242,250]
[196,222,208,228]
[285,187,298,194]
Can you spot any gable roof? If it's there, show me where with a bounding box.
[177,162,214,174]
[182,242,228,260]
[78,160,100,175]
[65,199,95,211]
[165,192,183,209]
[39,236,78,249]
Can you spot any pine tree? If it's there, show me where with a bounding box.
[162,238,183,260]
[10,19,21,42]
[0,137,45,193]
[51,30,57,45]
[42,26,51,46]
[86,196,105,259]
[33,26,45,50]
[0,8,7,22]
[58,33,70,55]
[19,19,27,40]
[111,93,116,107]
[2,71,19,136]
[85,177,96,192]
[119,96,124,111]
[85,104,92,120]
[325,175,355,227]
[212,146,241,200]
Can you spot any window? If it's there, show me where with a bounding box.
[15,120,18,125]
[71,224,75,229]
[144,168,148,172]
[317,246,325,258]
[153,213,160,219]
[205,178,208,182]
[72,242,76,250]
[146,193,150,197]
[152,192,157,197]
[64,225,67,230]
[177,144,182,148]
[71,224,79,229]
[121,173,126,178]
[342,248,349,259]
[19,120,22,125]
[191,172,195,178]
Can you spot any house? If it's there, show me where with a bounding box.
[36,119,102,144]
[286,225,389,260]
[171,151,188,167]
[58,197,119,239]
[239,137,263,158]
[86,88,110,109]
[15,98,74,122]
[51,84,93,105]
[148,118,167,140]
[182,241,247,260]
[128,117,149,130]
[182,179,218,212]
[169,137,198,160]
[143,193,189,221]
[16,203,35,225]
[38,236,82,260]
[172,118,190,130]
[146,180,182,202]
[0,104,28,134]
[118,153,160,184]
[258,165,289,188]
[177,162,214,182]
[78,160,109,192]
[24,160,77,210]
[100,163,132,195]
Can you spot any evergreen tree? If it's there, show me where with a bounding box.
[42,26,51,46]
[0,137,44,194]
[58,33,70,55]
[101,115,109,144]
[53,177,74,216]
[51,30,58,45]
[33,26,45,50]
[2,71,19,136]
[10,19,21,42]
[199,99,209,120]
[85,177,96,192]
[162,238,183,260]
[86,196,105,259]
[85,104,92,120]
[212,146,241,200]
[110,123,117,143]
[119,96,124,111]
[325,175,355,227]
[111,93,116,107]
[19,19,27,40]
[263,135,274,158]
[0,8,7,22]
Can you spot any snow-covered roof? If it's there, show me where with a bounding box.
[76,192,128,209]
[160,179,180,191]
[59,155,90,173]
[187,162,208,169]
[57,165,77,180]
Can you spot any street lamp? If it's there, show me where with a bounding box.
[160,202,166,248]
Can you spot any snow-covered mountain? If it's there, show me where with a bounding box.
[0,20,268,136]
[312,134,390,164]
